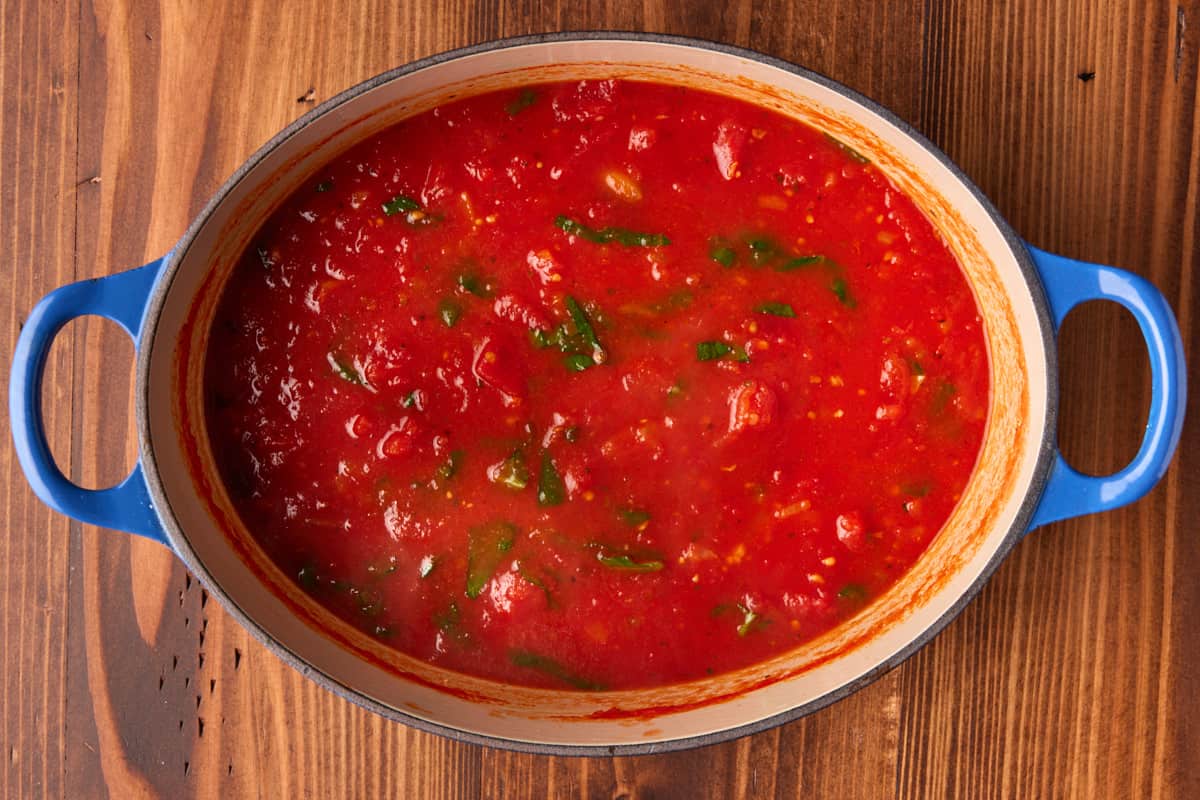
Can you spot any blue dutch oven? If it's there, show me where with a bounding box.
[7,35,1187,754]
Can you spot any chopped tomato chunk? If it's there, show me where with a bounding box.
[205,79,988,692]
[836,512,868,554]
[713,120,748,180]
[727,380,776,433]
[471,334,524,406]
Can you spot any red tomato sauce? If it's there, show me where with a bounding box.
[204,80,988,691]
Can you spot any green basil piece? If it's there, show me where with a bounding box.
[554,215,670,247]
[776,255,827,271]
[436,450,463,482]
[465,521,518,599]
[509,649,605,691]
[736,603,766,636]
[457,272,493,298]
[564,296,604,356]
[831,277,857,307]
[329,353,363,385]
[297,564,319,590]
[563,353,594,372]
[710,243,737,267]
[837,583,868,601]
[536,453,566,507]
[505,88,539,116]
[616,507,651,527]
[438,298,462,327]
[696,341,733,361]
[597,553,664,573]
[930,380,958,416]
[824,132,871,164]
[756,301,796,317]
[491,451,530,491]
[746,236,779,266]
[382,194,421,216]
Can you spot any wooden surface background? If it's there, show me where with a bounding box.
[1,1,1196,797]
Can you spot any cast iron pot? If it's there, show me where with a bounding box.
[9,34,1187,755]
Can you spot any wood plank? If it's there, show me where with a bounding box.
[470,4,925,798]
[0,0,1189,798]
[0,0,77,797]
[66,1,495,797]
[899,2,1199,798]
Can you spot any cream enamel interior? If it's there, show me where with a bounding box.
[143,39,1048,748]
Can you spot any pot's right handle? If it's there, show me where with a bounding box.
[1026,245,1186,530]
[8,259,169,544]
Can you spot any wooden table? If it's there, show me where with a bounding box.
[2,1,1196,797]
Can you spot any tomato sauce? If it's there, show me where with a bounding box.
[204,80,988,691]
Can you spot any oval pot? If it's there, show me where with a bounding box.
[9,33,1187,755]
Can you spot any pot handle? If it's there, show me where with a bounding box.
[1026,245,1186,530]
[8,259,169,544]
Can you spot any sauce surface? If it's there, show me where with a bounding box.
[205,79,988,691]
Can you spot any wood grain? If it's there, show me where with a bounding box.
[0,1,76,798]
[1,1,1195,798]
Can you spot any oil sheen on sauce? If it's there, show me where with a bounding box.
[204,79,988,691]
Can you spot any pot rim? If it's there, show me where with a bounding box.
[134,30,1058,756]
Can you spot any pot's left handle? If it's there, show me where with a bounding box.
[9,259,169,544]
